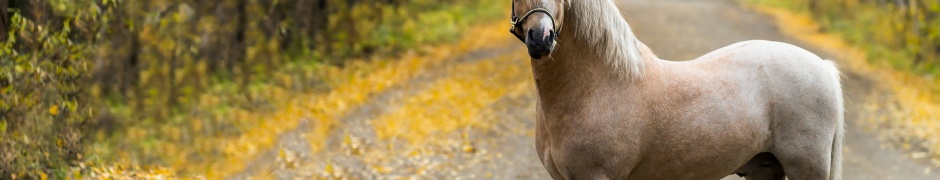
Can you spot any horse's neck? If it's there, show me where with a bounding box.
[530,38,640,111]
[531,11,656,109]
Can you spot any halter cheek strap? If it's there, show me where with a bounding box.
[510,4,560,42]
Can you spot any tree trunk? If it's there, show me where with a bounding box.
[311,0,327,50]
[237,0,249,89]
[1,0,9,42]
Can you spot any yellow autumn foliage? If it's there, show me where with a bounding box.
[370,53,531,146]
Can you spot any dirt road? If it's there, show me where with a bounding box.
[230,0,939,179]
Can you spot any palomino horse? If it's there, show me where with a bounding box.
[509,0,844,179]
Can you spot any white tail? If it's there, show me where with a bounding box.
[825,59,844,180]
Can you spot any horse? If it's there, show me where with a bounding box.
[509,0,844,179]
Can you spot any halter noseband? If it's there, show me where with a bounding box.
[510,2,559,43]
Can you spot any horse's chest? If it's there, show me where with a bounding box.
[536,119,645,179]
[538,138,639,179]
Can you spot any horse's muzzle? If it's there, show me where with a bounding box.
[525,27,555,59]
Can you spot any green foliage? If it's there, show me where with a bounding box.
[0,0,108,177]
[319,0,504,60]
[743,0,940,76]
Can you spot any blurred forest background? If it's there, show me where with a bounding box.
[1,0,939,178]
[1,0,502,177]
[747,0,940,77]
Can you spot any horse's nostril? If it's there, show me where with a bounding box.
[524,27,553,59]
[527,28,546,43]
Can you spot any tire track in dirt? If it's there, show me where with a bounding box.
[227,45,523,179]
[289,49,545,179]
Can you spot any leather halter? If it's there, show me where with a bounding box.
[510,2,559,42]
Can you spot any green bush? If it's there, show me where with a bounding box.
[1,0,105,176]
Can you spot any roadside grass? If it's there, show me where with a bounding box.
[76,0,510,178]
[739,0,940,168]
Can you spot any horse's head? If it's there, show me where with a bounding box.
[511,0,566,59]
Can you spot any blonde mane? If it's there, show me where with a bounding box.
[566,0,644,79]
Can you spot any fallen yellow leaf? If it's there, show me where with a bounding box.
[48,105,58,116]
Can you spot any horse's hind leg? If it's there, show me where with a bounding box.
[769,88,840,179]
[771,118,836,180]
[773,147,831,179]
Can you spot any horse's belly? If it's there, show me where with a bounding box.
[628,148,755,180]
[628,122,768,180]
[543,122,766,180]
